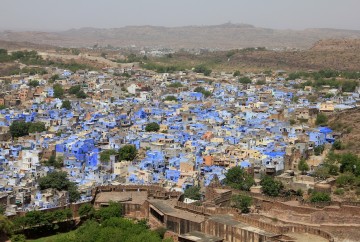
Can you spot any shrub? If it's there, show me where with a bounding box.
[336,173,355,187]
[332,140,343,150]
[239,77,252,84]
[164,95,177,102]
[118,145,137,161]
[145,122,160,132]
[260,176,284,197]
[334,188,344,196]
[183,186,201,200]
[231,194,252,213]
[309,191,331,203]
[224,167,254,191]
[315,113,328,126]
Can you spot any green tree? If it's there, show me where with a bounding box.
[0,205,4,215]
[194,86,212,98]
[315,113,328,126]
[296,189,304,197]
[233,70,241,77]
[298,159,309,174]
[154,227,167,239]
[52,216,163,242]
[164,96,177,102]
[61,100,72,110]
[53,83,64,99]
[68,183,81,203]
[342,80,358,92]
[28,80,40,87]
[0,105,6,110]
[168,82,183,88]
[10,120,30,138]
[224,166,255,191]
[49,74,60,83]
[260,176,283,197]
[314,145,325,156]
[118,145,137,161]
[314,166,331,180]
[38,171,80,203]
[145,122,160,132]
[95,202,123,222]
[0,215,13,236]
[239,77,252,84]
[231,194,252,213]
[336,173,355,187]
[256,80,266,85]
[332,140,343,150]
[45,155,63,168]
[10,234,26,242]
[339,153,360,175]
[309,191,331,203]
[28,122,46,133]
[100,149,118,163]
[78,203,95,218]
[68,85,81,95]
[76,90,87,99]
[183,186,201,200]
[193,65,212,76]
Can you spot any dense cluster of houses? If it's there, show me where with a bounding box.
[0,66,359,215]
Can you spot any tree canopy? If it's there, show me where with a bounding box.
[224,167,254,191]
[28,80,40,87]
[231,194,252,213]
[100,149,118,163]
[61,100,72,110]
[233,70,241,77]
[10,121,46,138]
[38,171,80,203]
[49,217,165,242]
[193,65,212,76]
[315,113,328,126]
[260,176,284,197]
[309,191,331,203]
[76,90,87,99]
[298,159,309,174]
[78,203,95,219]
[28,122,46,134]
[68,85,81,95]
[183,186,201,200]
[145,122,160,132]
[239,77,252,84]
[44,155,63,169]
[118,145,137,161]
[53,84,64,99]
[194,86,212,98]
[164,96,177,102]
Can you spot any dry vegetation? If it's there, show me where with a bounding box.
[328,108,360,155]
[148,39,360,72]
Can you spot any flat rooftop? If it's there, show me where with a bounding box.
[148,199,206,223]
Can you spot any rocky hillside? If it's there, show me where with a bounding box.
[1,23,360,50]
[328,108,360,155]
[149,39,360,71]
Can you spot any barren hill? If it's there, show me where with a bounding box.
[328,108,360,155]
[1,23,360,49]
[149,39,360,71]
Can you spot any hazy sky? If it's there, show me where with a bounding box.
[1,0,360,31]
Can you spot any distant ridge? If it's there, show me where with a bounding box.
[1,23,360,50]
